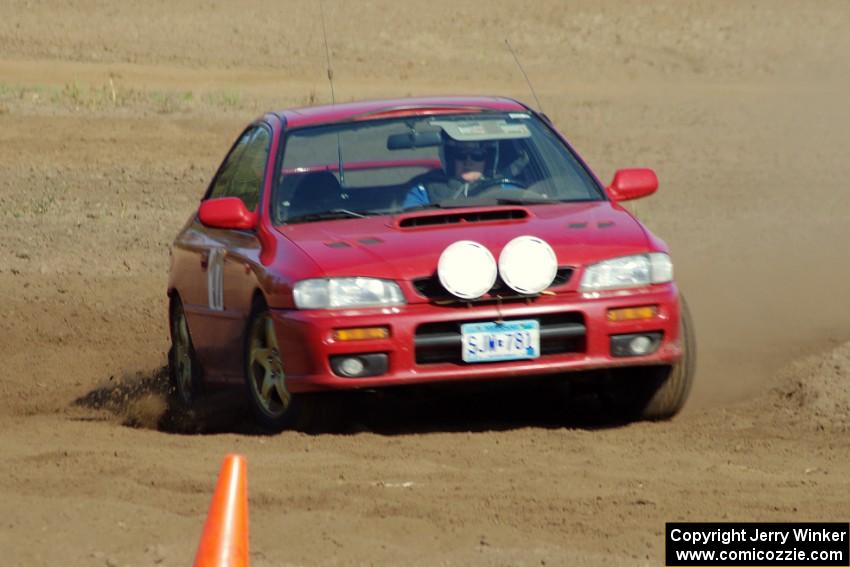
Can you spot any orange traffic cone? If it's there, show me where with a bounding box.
[193,454,249,567]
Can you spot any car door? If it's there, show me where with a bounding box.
[197,125,272,380]
[175,126,255,381]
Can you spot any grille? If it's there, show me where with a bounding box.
[414,312,586,364]
[412,267,574,303]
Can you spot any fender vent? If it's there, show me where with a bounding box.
[398,208,528,228]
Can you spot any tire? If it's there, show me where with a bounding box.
[168,297,203,406]
[634,295,696,420]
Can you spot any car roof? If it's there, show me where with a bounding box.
[277,96,529,129]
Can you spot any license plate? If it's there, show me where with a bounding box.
[461,319,540,363]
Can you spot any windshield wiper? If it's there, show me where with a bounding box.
[403,201,502,212]
[402,203,448,212]
[496,197,599,206]
[403,197,585,212]
[495,197,556,205]
[287,209,369,224]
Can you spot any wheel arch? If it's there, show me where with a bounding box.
[167,287,180,307]
[250,288,268,312]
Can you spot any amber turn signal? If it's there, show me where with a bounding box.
[607,305,658,322]
[332,327,390,341]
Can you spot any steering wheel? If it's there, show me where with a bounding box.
[465,176,528,198]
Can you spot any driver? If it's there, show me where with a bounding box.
[402,137,497,209]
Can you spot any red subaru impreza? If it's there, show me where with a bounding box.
[167,96,694,430]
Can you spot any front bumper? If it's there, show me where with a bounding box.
[273,284,683,393]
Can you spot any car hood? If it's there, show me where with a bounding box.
[274,202,651,281]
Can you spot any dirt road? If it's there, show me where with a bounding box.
[0,1,848,565]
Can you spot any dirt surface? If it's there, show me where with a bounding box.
[1,1,849,565]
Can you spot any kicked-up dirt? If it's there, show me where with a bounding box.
[0,1,848,565]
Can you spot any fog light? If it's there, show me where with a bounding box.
[610,332,663,357]
[339,357,365,376]
[329,353,389,378]
[629,336,652,355]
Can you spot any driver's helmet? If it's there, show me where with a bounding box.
[441,135,498,178]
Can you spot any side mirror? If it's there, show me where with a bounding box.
[198,197,257,230]
[606,168,658,202]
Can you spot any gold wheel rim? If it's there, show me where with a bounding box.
[248,314,290,417]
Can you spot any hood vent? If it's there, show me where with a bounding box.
[398,207,528,228]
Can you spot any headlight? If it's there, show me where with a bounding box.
[293,278,405,309]
[579,253,673,292]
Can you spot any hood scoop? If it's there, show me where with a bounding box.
[397,207,528,229]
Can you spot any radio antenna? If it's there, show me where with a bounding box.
[319,0,336,104]
[318,0,345,185]
[504,39,544,114]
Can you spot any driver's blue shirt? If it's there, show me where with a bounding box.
[402,184,430,209]
[402,178,469,209]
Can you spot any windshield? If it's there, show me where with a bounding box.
[272,111,603,224]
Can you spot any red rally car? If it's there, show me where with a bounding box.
[167,96,695,430]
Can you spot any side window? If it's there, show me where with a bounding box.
[228,127,271,211]
[208,129,254,200]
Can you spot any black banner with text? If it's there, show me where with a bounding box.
[666,522,849,566]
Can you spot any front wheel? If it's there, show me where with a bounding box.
[243,307,341,432]
[244,308,296,430]
[634,295,696,420]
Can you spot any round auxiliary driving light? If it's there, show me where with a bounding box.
[498,236,558,295]
[437,240,498,300]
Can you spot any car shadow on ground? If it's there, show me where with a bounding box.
[73,368,636,435]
